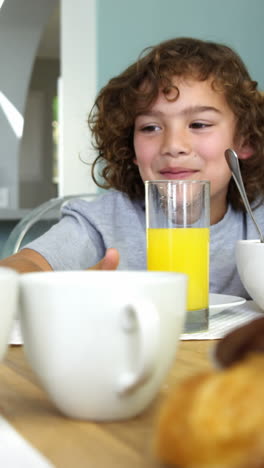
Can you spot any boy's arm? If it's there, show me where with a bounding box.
[0,249,53,273]
[0,247,120,273]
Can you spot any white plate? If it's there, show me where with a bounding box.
[209,293,246,316]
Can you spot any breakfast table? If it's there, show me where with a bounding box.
[0,340,214,468]
[1,298,263,467]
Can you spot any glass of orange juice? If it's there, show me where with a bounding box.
[145,180,210,333]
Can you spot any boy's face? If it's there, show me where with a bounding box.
[133,77,248,224]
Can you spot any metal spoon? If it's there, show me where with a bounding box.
[225,148,264,242]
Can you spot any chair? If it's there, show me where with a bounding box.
[2,193,96,258]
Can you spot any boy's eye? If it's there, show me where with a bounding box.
[190,122,212,129]
[140,124,161,132]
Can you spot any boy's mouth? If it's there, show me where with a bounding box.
[159,168,199,179]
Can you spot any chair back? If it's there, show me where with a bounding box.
[2,194,96,257]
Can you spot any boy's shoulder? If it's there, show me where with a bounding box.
[62,189,141,216]
[87,189,134,208]
[244,199,264,236]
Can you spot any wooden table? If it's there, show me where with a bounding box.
[0,340,216,467]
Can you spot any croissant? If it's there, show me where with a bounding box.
[154,353,264,468]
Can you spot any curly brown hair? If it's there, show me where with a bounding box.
[88,37,264,210]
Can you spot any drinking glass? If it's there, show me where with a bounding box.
[145,180,210,333]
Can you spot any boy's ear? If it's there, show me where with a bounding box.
[236,142,254,160]
[133,157,138,165]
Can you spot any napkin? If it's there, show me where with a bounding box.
[181,301,264,340]
[0,416,55,467]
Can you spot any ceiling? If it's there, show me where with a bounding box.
[36,3,60,59]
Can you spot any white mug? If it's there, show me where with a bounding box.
[0,267,18,360]
[19,270,187,421]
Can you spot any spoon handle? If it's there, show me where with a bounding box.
[225,149,264,243]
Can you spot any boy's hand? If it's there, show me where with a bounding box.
[89,248,120,270]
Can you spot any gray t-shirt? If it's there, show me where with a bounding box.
[24,189,264,298]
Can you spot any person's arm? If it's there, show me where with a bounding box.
[0,248,52,273]
[0,247,120,273]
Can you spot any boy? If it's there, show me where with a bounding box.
[1,37,264,297]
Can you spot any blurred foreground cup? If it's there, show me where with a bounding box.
[0,267,18,360]
[19,270,187,421]
[145,180,210,333]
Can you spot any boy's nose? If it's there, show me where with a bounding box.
[161,129,192,156]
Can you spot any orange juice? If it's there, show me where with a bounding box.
[147,228,209,311]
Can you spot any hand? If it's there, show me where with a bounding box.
[89,248,120,271]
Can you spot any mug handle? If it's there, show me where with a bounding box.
[116,299,160,395]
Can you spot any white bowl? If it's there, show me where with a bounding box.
[236,240,264,310]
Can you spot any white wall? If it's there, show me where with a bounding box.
[59,0,97,196]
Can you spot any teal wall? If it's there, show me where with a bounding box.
[97,0,264,90]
